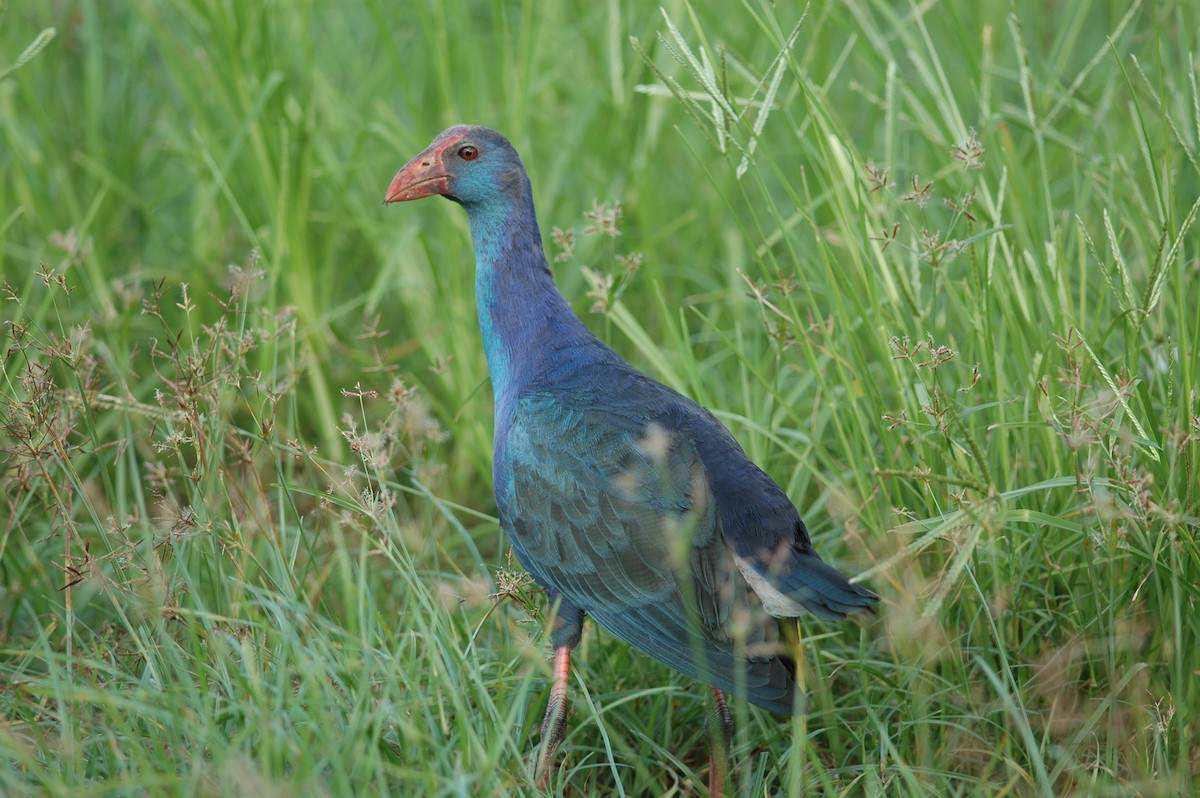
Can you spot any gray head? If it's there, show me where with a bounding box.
[384,125,530,207]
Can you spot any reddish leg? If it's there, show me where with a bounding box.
[534,645,572,789]
[707,687,733,797]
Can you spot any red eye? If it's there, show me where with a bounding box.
[458,145,478,161]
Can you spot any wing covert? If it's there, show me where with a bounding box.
[498,392,796,713]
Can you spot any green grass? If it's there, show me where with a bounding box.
[2,0,1198,795]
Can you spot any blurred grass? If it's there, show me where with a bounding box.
[2,0,1198,795]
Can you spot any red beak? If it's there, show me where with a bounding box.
[384,143,450,203]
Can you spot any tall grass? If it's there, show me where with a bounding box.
[2,0,1197,795]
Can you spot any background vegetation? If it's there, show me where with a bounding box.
[2,0,1197,795]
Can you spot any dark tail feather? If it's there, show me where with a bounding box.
[779,553,879,620]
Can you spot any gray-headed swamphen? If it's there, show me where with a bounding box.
[385,126,878,795]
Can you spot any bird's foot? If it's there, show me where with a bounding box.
[534,646,572,790]
[706,687,733,797]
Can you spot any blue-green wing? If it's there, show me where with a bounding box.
[497,391,796,714]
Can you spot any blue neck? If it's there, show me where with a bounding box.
[463,192,595,417]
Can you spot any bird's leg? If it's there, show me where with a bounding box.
[706,687,733,797]
[534,645,571,789]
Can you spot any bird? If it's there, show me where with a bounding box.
[385,125,878,795]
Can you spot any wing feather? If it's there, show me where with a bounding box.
[499,392,797,714]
